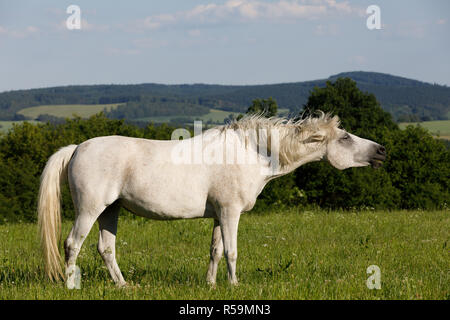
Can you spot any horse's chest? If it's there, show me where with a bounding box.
[208,173,266,211]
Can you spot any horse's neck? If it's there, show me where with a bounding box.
[268,147,326,179]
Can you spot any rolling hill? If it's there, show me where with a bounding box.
[0,72,448,122]
[399,120,450,140]
[17,103,122,119]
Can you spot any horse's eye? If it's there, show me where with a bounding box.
[342,134,350,140]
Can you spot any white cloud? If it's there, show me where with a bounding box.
[80,19,110,32]
[105,48,141,56]
[325,0,359,15]
[187,29,202,37]
[46,7,97,16]
[396,22,426,39]
[0,25,39,38]
[133,0,363,31]
[314,23,339,35]
[45,7,65,16]
[348,55,367,66]
[52,18,109,33]
[26,26,39,34]
[132,38,169,49]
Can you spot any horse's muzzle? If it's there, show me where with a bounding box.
[370,145,386,169]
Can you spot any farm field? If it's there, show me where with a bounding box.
[399,120,450,140]
[13,105,245,126]
[17,103,123,120]
[0,208,448,300]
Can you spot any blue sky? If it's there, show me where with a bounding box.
[0,0,449,92]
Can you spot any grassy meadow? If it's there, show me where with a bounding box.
[15,105,243,126]
[17,103,122,120]
[399,120,450,140]
[0,208,448,300]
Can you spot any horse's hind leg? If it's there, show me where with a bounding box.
[64,209,101,289]
[97,201,126,287]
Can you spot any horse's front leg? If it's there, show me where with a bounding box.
[206,219,223,286]
[219,207,241,285]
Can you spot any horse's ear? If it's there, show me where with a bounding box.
[304,133,325,144]
[329,115,340,129]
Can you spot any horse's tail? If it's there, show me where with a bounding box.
[38,144,78,281]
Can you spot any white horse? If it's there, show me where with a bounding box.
[38,113,386,287]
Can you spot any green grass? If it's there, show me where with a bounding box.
[17,104,123,120]
[196,109,241,123]
[0,209,448,299]
[399,120,450,140]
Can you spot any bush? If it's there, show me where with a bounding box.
[0,114,175,223]
[382,125,449,209]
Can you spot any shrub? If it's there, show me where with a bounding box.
[0,114,175,223]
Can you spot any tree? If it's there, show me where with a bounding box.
[295,78,449,209]
[303,78,398,140]
[247,97,278,117]
[237,97,279,120]
[0,114,176,223]
[382,125,449,209]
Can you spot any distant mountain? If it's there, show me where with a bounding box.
[0,71,448,122]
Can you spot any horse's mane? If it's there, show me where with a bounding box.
[217,111,341,167]
[223,111,340,136]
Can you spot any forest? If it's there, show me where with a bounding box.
[1,72,449,122]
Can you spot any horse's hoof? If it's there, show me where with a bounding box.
[229,280,239,287]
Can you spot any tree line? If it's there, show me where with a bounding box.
[1,72,449,122]
[0,78,448,223]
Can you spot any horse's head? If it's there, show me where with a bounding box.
[324,127,386,170]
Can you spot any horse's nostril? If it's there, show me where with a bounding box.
[378,146,386,155]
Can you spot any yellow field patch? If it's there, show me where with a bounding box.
[17,104,123,119]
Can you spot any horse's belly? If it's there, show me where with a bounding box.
[119,189,212,220]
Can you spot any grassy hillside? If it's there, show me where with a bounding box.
[399,120,450,139]
[17,103,122,120]
[0,209,448,299]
